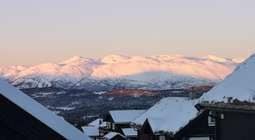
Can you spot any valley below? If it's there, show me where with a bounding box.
[21,85,212,128]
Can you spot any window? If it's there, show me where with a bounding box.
[208,111,216,126]
[106,122,112,129]
[208,116,216,126]
[112,123,115,130]
[159,135,166,140]
[220,113,224,119]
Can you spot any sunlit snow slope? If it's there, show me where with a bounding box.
[0,54,239,90]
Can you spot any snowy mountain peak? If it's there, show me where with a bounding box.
[0,54,240,89]
[200,54,255,103]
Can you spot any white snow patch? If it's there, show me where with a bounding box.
[122,128,137,136]
[56,107,76,111]
[93,91,107,95]
[104,132,124,140]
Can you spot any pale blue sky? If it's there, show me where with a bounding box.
[0,0,255,65]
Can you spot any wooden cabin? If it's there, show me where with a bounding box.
[138,119,172,140]
[195,103,255,140]
[82,119,103,140]
[174,102,255,140]
[103,110,146,136]
[174,110,215,140]
[138,102,255,140]
[134,97,201,140]
[0,80,88,140]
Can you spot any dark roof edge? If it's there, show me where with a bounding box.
[196,102,255,113]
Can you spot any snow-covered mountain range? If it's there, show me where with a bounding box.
[0,54,240,90]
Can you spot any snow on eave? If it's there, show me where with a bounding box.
[109,110,147,123]
[0,79,89,140]
[122,128,137,136]
[104,132,124,139]
[82,126,99,137]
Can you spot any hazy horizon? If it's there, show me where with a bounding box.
[1,0,255,65]
[0,50,249,66]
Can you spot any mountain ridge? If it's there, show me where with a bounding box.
[0,54,240,90]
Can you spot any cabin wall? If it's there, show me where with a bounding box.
[0,121,27,140]
[138,120,173,140]
[175,111,215,140]
[138,120,154,140]
[0,95,66,140]
[104,113,133,135]
[217,111,255,140]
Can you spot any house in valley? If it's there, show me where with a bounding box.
[102,110,146,136]
[0,79,89,140]
[82,118,104,140]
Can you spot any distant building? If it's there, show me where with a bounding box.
[82,118,104,140]
[134,97,199,140]
[0,80,89,140]
[103,110,146,139]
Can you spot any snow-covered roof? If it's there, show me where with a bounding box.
[109,109,146,123]
[134,97,198,134]
[82,118,103,137]
[88,118,103,126]
[82,126,99,137]
[122,128,137,136]
[0,79,89,140]
[200,54,255,103]
[104,132,124,140]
